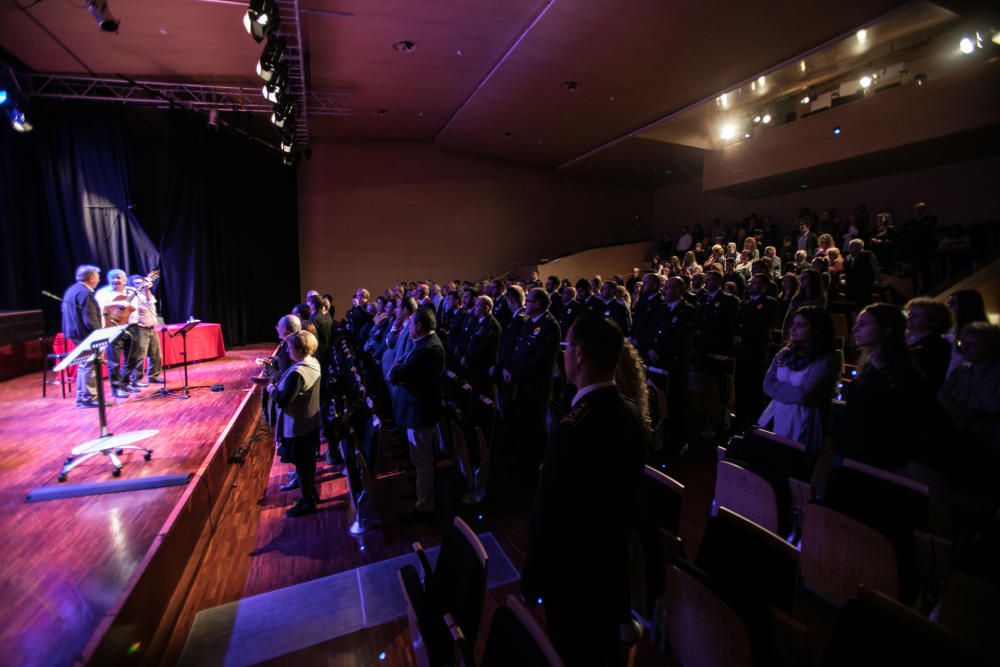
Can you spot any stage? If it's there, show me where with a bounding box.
[0,345,271,667]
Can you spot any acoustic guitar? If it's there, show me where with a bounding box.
[103,269,160,326]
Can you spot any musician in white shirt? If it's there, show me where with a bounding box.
[95,269,141,398]
[128,273,163,387]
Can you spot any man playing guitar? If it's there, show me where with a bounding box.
[96,269,154,398]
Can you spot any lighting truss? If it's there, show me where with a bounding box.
[0,0,330,149]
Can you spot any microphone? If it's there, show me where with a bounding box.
[41,290,64,302]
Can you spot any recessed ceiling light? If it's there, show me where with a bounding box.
[537,140,544,144]
[959,37,974,54]
[753,115,761,123]
[417,111,424,117]
[558,80,580,92]
[856,29,867,43]
[665,170,672,175]
[757,76,765,87]
[859,75,873,88]
[719,123,737,141]
[392,40,416,53]
[502,131,512,138]
[800,60,806,73]
[609,96,615,102]
[374,108,388,116]
[159,27,168,36]
[762,113,772,124]
[455,49,463,56]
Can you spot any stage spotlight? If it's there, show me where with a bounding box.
[261,63,288,103]
[244,0,279,43]
[959,37,974,54]
[859,75,873,89]
[257,36,286,81]
[270,98,296,128]
[87,1,120,33]
[753,115,761,123]
[762,113,772,124]
[856,29,867,43]
[719,123,737,141]
[9,106,33,133]
[280,130,295,153]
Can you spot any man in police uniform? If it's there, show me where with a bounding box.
[631,272,664,361]
[598,280,632,336]
[651,277,697,451]
[522,311,646,666]
[732,273,779,430]
[503,287,560,476]
[461,294,502,397]
[558,285,582,340]
[698,269,740,434]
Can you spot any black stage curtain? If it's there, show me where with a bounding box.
[159,110,299,345]
[0,104,298,346]
[0,103,159,329]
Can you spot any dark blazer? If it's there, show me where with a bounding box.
[734,295,779,362]
[62,281,101,342]
[522,386,646,612]
[652,300,697,371]
[508,311,561,402]
[497,310,526,371]
[632,293,665,358]
[558,299,584,339]
[389,332,445,429]
[698,290,740,356]
[597,299,632,336]
[462,315,501,379]
[345,306,371,345]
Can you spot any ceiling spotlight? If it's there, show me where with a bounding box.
[8,107,32,133]
[762,113,772,124]
[719,93,729,109]
[719,123,737,141]
[261,63,288,103]
[959,37,974,54]
[87,1,119,33]
[856,29,867,43]
[800,95,810,104]
[799,60,806,73]
[753,115,761,123]
[859,75,873,89]
[271,98,296,128]
[244,0,279,43]
[757,76,766,87]
[257,37,286,81]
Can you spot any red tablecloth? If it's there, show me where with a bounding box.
[55,323,226,375]
[160,322,227,366]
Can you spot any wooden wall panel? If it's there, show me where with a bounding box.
[297,142,652,309]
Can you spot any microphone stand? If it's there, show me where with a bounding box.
[135,320,188,401]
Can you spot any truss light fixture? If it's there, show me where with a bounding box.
[271,98,296,128]
[9,106,32,133]
[87,1,119,33]
[257,36,286,81]
[244,0,279,43]
[262,63,288,103]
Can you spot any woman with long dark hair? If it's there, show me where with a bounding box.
[835,304,928,470]
[759,306,842,454]
[781,268,827,336]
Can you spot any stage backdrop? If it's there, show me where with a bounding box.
[0,103,298,346]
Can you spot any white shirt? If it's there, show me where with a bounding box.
[136,291,158,328]
[571,380,617,408]
[96,286,139,325]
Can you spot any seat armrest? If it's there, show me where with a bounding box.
[413,541,432,582]
[769,606,810,667]
[444,613,473,667]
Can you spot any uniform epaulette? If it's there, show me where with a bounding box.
[561,401,590,425]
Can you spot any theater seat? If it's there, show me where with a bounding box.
[800,503,898,608]
[629,466,685,628]
[446,594,565,667]
[399,517,489,667]
[714,460,780,536]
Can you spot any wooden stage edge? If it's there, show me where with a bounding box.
[79,372,262,666]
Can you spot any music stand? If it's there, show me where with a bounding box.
[54,326,157,480]
[136,322,189,401]
[171,319,204,395]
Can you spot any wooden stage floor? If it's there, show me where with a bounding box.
[0,345,272,667]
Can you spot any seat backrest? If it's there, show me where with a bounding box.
[715,460,780,535]
[428,517,489,647]
[638,465,684,536]
[696,507,799,620]
[825,460,929,602]
[631,466,684,619]
[664,562,753,667]
[480,595,565,667]
[823,586,990,667]
[801,503,898,608]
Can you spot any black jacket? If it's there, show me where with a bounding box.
[61,282,101,342]
[698,290,740,356]
[652,300,697,371]
[508,311,561,402]
[389,333,445,429]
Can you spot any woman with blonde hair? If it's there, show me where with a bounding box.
[615,339,651,431]
[742,236,759,261]
[268,329,323,517]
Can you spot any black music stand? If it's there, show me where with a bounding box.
[172,318,206,395]
[136,322,189,401]
[54,326,157,480]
